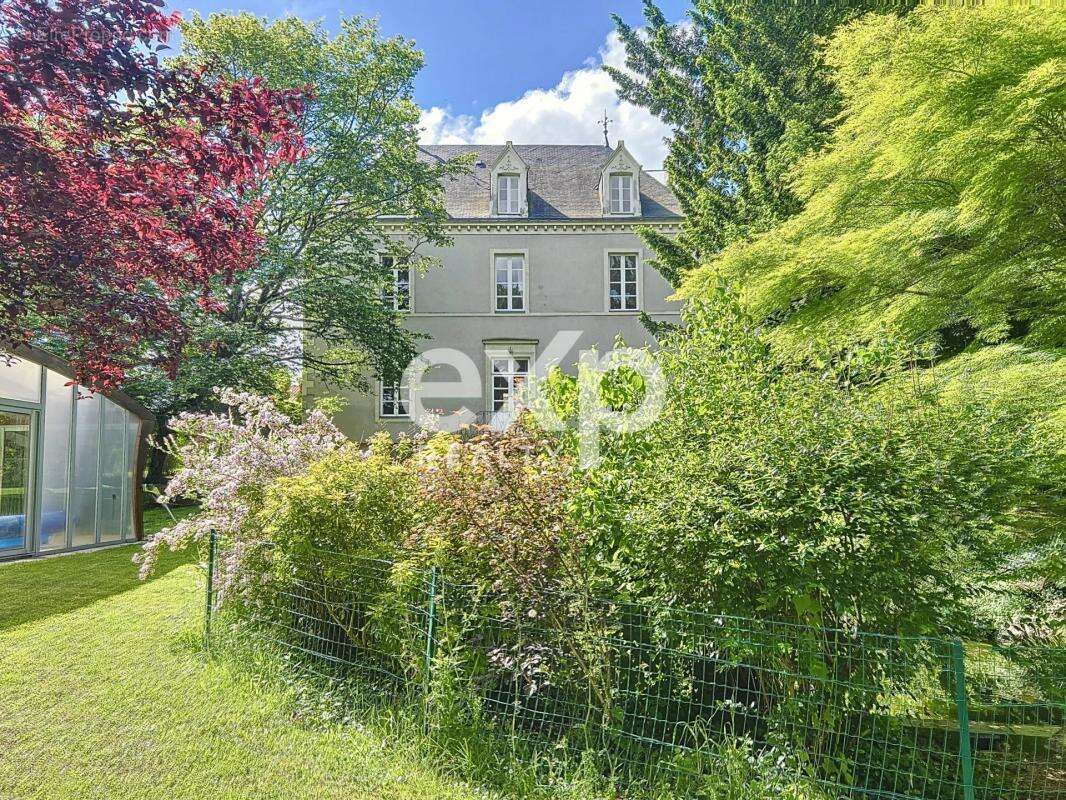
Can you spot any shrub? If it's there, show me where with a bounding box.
[407,420,584,603]
[137,389,345,590]
[261,439,416,568]
[399,421,607,706]
[251,439,423,679]
[570,289,1047,638]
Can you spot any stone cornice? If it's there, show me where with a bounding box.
[378,219,683,234]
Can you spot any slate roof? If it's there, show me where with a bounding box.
[417,144,682,221]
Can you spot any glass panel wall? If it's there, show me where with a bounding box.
[71,391,101,547]
[39,371,72,551]
[0,357,41,404]
[123,417,140,541]
[0,353,148,558]
[98,398,126,543]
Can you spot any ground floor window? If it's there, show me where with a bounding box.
[379,379,410,418]
[490,353,532,412]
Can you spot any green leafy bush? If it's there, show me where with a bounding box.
[261,436,415,567]
[572,289,1047,638]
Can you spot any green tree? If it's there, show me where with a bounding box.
[671,8,1065,637]
[683,8,1065,359]
[608,0,900,286]
[125,14,464,443]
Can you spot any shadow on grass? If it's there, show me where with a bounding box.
[0,509,199,631]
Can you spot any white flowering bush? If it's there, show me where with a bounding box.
[136,389,346,594]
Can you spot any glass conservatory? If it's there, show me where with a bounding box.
[0,348,154,559]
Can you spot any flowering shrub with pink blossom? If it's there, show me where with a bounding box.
[136,389,346,592]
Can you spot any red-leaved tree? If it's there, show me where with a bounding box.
[0,0,305,388]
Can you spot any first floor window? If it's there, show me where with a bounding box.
[609,173,633,214]
[494,254,525,312]
[608,253,639,311]
[490,354,530,412]
[380,379,409,418]
[380,255,410,311]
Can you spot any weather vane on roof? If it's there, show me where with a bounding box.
[599,109,612,148]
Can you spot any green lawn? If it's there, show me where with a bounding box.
[0,510,482,800]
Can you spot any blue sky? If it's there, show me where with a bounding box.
[165,0,686,168]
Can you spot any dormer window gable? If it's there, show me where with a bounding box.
[490,142,528,218]
[600,141,642,218]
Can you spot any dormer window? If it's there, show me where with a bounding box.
[498,174,521,215]
[609,173,634,214]
[490,142,528,218]
[600,141,643,217]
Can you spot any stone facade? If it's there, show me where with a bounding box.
[316,143,683,441]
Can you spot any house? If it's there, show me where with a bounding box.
[323,141,683,440]
[0,346,153,559]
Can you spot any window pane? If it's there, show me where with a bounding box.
[40,370,72,551]
[124,416,140,541]
[71,392,101,547]
[0,410,32,553]
[495,256,523,311]
[0,355,41,403]
[381,381,408,417]
[499,175,520,213]
[98,398,126,543]
[396,269,410,310]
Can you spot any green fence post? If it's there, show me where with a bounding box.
[424,566,439,683]
[423,566,439,735]
[951,639,977,800]
[204,529,217,650]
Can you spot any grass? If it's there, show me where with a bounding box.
[0,508,484,800]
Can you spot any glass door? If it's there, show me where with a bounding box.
[0,408,34,556]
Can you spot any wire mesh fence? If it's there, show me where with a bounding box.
[204,532,1066,799]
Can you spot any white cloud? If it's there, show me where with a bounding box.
[420,31,672,170]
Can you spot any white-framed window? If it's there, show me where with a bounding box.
[494,253,525,313]
[607,253,640,311]
[497,174,521,215]
[380,255,410,311]
[608,173,634,214]
[379,378,410,418]
[490,353,532,413]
